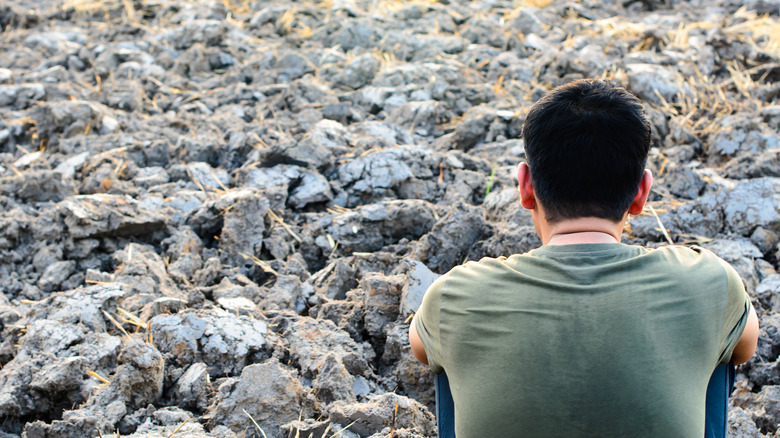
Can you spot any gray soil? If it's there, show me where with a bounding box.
[0,0,779,436]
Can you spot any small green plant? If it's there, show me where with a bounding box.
[485,163,499,198]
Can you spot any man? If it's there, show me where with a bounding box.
[409,80,759,437]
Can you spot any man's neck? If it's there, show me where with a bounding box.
[541,216,626,246]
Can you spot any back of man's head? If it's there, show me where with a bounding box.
[522,79,651,223]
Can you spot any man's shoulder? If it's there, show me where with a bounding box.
[430,256,513,292]
[617,245,735,288]
[446,255,512,277]
[646,244,729,267]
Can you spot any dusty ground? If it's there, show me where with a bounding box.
[0,0,779,436]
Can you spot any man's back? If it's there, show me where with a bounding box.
[414,243,750,437]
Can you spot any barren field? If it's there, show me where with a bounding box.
[0,0,779,436]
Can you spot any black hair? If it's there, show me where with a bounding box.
[522,79,651,223]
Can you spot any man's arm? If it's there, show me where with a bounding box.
[409,314,429,365]
[731,305,759,365]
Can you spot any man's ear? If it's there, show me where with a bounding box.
[628,169,653,216]
[517,162,536,210]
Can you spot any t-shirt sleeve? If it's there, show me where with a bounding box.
[717,259,752,365]
[414,274,447,374]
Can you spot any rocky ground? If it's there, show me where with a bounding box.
[0,0,779,436]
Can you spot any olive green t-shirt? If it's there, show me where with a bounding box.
[415,243,751,438]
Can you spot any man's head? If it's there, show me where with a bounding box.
[520,79,651,223]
